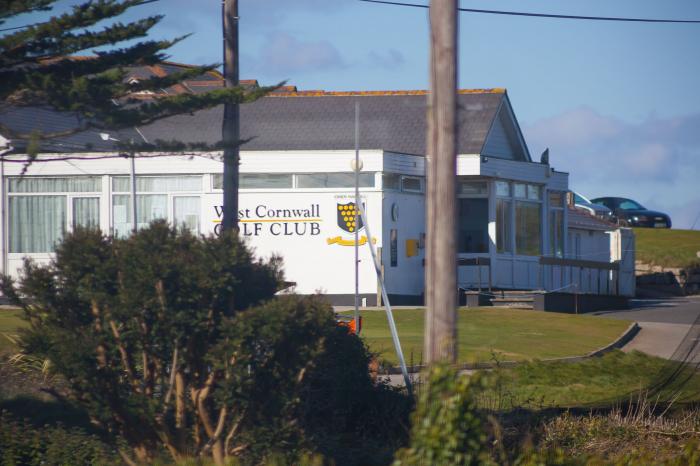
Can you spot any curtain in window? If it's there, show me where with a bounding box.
[9,177,100,193]
[112,176,202,192]
[174,196,200,233]
[113,194,167,237]
[9,196,66,253]
[515,202,541,256]
[137,195,167,230]
[73,197,100,229]
[112,195,131,238]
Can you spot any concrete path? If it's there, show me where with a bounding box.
[593,295,700,361]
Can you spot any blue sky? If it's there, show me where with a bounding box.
[8,0,700,228]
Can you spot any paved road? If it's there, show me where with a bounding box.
[593,295,700,361]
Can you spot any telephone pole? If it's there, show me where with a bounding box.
[425,0,458,363]
[222,0,240,231]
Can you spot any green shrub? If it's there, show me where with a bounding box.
[0,410,121,465]
[394,365,489,466]
[0,223,408,465]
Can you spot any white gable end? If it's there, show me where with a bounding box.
[481,98,530,162]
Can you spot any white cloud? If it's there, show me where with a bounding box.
[246,31,347,77]
[524,108,700,229]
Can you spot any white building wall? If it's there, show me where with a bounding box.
[381,191,425,300]
[0,150,390,299]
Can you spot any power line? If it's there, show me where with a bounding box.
[0,0,160,34]
[359,0,700,24]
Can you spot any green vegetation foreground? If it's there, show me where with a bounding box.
[357,307,630,366]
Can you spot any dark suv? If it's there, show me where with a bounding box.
[591,197,671,228]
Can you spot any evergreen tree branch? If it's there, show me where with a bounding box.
[0,0,52,22]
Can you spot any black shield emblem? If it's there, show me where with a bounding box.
[337,202,364,233]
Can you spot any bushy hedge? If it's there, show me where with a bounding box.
[0,411,121,465]
[394,365,489,466]
[0,222,412,465]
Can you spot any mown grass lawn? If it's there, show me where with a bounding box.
[493,349,700,407]
[634,228,700,268]
[0,308,25,355]
[353,307,631,366]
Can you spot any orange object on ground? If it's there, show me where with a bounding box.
[336,315,362,335]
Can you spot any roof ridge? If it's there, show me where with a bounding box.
[266,88,506,98]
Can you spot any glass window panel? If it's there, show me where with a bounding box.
[549,191,564,207]
[9,177,100,193]
[513,183,527,199]
[112,177,130,193]
[9,196,66,253]
[296,172,374,188]
[401,176,422,192]
[515,201,541,256]
[458,181,487,196]
[212,173,223,190]
[497,199,512,253]
[496,181,510,197]
[382,173,401,190]
[457,198,489,253]
[73,197,100,229]
[549,210,564,258]
[112,194,167,237]
[174,196,200,233]
[137,194,167,228]
[112,176,202,192]
[112,195,132,238]
[527,184,542,200]
[213,173,293,190]
[240,174,293,189]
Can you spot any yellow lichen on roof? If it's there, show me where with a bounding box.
[267,88,506,98]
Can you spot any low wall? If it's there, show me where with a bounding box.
[636,261,700,295]
[534,292,629,313]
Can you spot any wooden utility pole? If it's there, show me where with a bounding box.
[221,0,240,231]
[425,0,458,363]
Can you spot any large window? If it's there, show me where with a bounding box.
[515,202,541,255]
[497,180,543,256]
[112,176,201,237]
[457,180,489,253]
[8,177,101,253]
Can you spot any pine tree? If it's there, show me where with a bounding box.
[0,0,268,143]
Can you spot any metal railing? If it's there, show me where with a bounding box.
[539,256,621,296]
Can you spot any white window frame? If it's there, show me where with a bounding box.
[7,176,102,255]
[496,180,544,256]
[111,175,204,235]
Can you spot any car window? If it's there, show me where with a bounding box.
[574,193,586,204]
[619,199,644,210]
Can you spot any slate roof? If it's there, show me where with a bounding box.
[568,207,618,231]
[0,62,507,156]
[138,90,504,155]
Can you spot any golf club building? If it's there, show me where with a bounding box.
[0,64,634,304]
